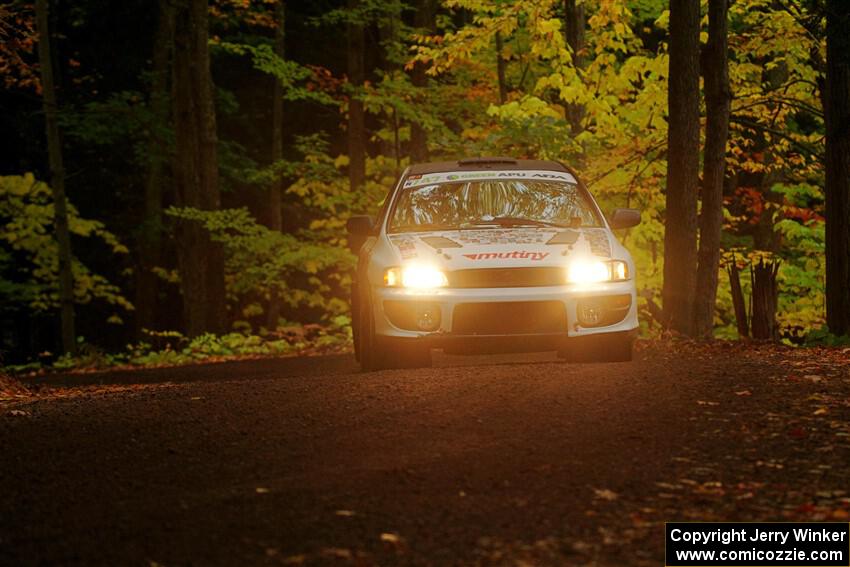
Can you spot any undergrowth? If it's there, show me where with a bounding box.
[4,316,352,375]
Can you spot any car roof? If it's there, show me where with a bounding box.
[406,157,571,176]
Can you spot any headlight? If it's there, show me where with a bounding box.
[567,260,629,284]
[384,265,448,289]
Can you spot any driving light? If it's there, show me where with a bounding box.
[384,265,448,289]
[567,260,629,284]
[415,304,441,331]
[578,302,603,326]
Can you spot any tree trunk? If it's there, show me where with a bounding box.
[172,0,226,337]
[197,0,227,337]
[825,0,850,336]
[563,0,585,134]
[267,0,285,330]
[727,263,749,339]
[693,0,731,338]
[409,0,434,163]
[495,31,507,104]
[662,0,701,336]
[136,0,175,335]
[35,0,76,354]
[378,4,400,161]
[750,258,780,340]
[347,0,366,191]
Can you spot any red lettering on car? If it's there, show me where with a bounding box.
[463,251,549,261]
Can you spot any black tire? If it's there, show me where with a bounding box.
[359,297,387,371]
[558,332,634,363]
[351,298,361,363]
[383,339,432,369]
[359,298,432,371]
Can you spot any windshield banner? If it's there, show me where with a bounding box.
[402,170,577,189]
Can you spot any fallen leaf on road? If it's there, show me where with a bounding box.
[594,488,618,501]
[321,548,352,559]
[7,409,29,417]
[572,541,593,554]
[380,532,403,544]
[335,509,355,517]
[697,400,720,406]
[813,408,828,415]
[735,390,752,396]
[255,487,269,494]
[694,481,724,496]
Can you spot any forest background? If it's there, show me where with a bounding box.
[0,0,847,370]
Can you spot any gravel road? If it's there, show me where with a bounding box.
[2,343,849,566]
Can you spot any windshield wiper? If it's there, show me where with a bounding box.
[393,217,572,232]
[463,216,568,228]
[393,222,459,233]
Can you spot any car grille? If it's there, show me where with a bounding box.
[452,301,567,335]
[448,267,566,288]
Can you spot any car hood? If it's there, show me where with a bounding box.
[386,227,614,270]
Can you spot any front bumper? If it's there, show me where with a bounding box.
[370,280,639,344]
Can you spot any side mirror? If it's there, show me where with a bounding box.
[609,208,641,230]
[346,215,375,236]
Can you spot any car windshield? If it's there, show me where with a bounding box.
[389,178,602,233]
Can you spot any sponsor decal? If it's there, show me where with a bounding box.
[463,251,550,261]
[581,228,612,257]
[454,228,558,245]
[402,170,577,189]
[390,236,419,259]
[420,235,462,249]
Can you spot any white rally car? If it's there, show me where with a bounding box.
[347,158,641,370]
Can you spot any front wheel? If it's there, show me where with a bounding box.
[558,332,634,363]
[384,340,432,369]
[359,297,387,371]
[359,298,432,371]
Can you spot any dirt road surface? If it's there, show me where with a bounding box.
[2,342,849,566]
